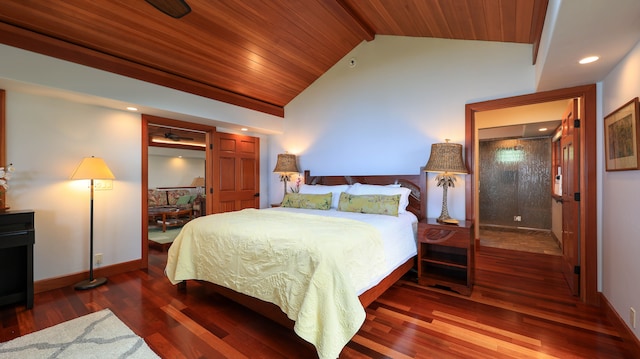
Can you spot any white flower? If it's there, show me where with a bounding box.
[0,163,14,191]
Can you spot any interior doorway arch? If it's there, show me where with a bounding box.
[465,84,598,305]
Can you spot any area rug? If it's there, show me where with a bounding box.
[148,227,182,246]
[0,309,159,359]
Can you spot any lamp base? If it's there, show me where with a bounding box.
[437,217,459,225]
[74,277,107,290]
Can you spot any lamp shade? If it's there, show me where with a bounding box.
[273,153,299,173]
[424,141,468,174]
[190,176,205,187]
[70,157,115,180]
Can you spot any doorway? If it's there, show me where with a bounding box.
[465,84,598,305]
[147,124,206,251]
[477,131,562,256]
[140,115,261,266]
[141,114,216,265]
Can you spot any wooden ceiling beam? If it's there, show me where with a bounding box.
[335,0,376,41]
[0,22,285,117]
[530,0,549,65]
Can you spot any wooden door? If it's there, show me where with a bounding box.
[212,132,260,213]
[561,98,580,296]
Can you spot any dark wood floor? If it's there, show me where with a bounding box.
[1,246,638,358]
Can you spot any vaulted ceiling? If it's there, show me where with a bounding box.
[0,0,547,117]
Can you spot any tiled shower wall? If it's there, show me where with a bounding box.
[479,137,552,230]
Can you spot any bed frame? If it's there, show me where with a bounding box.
[178,170,427,330]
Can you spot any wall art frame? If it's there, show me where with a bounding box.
[604,97,640,171]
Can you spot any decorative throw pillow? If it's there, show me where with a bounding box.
[176,195,192,205]
[299,184,350,208]
[337,192,400,216]
[346,183,411,213]
[281,192,332,210]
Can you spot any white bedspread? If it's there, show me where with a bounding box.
[165,208,389,359]
[269,207,418,294]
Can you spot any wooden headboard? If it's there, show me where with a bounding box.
[303,170,427,220]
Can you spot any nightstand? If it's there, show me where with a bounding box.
[417,218,474,295]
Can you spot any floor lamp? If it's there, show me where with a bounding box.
[70,156,115,290]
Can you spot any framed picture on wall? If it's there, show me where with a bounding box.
[604,97,640,171]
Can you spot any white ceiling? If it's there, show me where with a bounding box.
[535,0,640,91]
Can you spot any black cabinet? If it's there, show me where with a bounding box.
[0,210,35,309]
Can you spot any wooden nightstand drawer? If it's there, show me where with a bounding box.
[420,226,470,248]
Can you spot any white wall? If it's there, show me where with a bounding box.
[5,91,141,281]
[601,39,640,338]
[279,36,536,219]
[148,153,204,189]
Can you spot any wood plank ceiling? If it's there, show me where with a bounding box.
[0,0,547,117]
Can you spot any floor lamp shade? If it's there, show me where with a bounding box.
[70,157,115,180]
[424,141,468,223]
[70,156,115,290]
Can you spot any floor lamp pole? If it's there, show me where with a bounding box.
[75,178,107,290]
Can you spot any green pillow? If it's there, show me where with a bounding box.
[176,195,192,205]
[281,193,332,210]
[337,192,400,216]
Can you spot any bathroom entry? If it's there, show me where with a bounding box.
[467,86,598,304]
[477,129,562,256]
[479,137,553,230]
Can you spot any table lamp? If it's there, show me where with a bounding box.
[273,153,299,202]
[424,140,468,223]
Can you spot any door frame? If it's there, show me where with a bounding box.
[465,84,598,305]
[141,115,215,267]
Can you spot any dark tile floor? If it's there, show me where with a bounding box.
[479,226,562,256]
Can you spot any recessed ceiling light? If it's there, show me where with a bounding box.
[126,106,138,111]
[241,128,248,131]
[579,56,599,64]
[539,127,548,132]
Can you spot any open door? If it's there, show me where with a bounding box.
[212,132,260,213]
[561,99,580,295]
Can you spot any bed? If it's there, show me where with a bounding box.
[165,170,426,359]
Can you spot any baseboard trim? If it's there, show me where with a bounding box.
[34,259,146,293]
[600,292,640,357]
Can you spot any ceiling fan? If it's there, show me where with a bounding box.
[164,131,194,141]
[145,0,191,19]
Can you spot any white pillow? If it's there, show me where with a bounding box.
[346,183,412,213]
[299,184,350,208]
